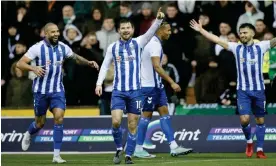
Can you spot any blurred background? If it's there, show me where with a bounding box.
[1,0,276,116]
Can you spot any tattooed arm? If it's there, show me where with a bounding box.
[69,52,99,70]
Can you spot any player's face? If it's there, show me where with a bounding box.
[45,25,60,44]
[161,24,171,40]
[239,28,254,44]
[119,22,134,41]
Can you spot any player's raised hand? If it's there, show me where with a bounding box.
[190,19,202,32]
[156,7,165,20]
[88,61,99,70]
[32,66,45,77]
[171,83,181,92]
[95,85,102,96]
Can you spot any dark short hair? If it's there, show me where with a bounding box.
[120,1,131,8]
[104,17,114,21]
[227,31,238,37]
[239,23,256,33]
[256,19,265,24]
[167,3,178,10]
[119,18,134,28]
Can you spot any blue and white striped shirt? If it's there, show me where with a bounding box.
[96,19,162,91]
[141,35,164,88]
[26,40,73,94]
[228,41,271,91]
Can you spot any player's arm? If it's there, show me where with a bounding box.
[16,45,45,77]
[270,38,276,48]
[69,52,99,70]
[95,45,113,96]
[190,19,229,50]
[151,57,181,92]
[62,44,99,69]
[136,7,165,48]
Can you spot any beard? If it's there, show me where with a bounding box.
[49,37,58,44]
[120,32,132,41]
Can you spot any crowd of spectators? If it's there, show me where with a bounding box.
[1,1,276,114]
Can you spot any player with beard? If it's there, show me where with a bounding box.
[95,7,165,164]
[190,19,276,159]
[17,23,99,163]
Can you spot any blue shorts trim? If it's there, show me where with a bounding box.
[237,90,266,117]
[33,92,66,116]
[111,90,143,115]
[141,87,168,112]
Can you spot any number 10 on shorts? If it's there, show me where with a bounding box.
[136,100,142,109]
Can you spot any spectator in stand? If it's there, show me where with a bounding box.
[215,22,231,56]
[62,24,83,105]
[263,32,276,102]
[236,0,264,34]
[219,81,238,114]
[96,17,120,57]
[217,32,238,85]
[264,1,276,35]
[74,33,103,106]
[163,3,194,100]
[73,1,93,19]
[219,81,237,106]
[82,8,104,35]
[227,32,239,42]
[134,2,155,36]
[177,0,196,14]
[58,5,83,33]
[5,61,32,107]
[255,19,268,41]
[93,1,120,19]
[162,54,180,115]
[115,2,135,28]
[62,24,83,53]
[211,0,243,35]
[2,40,27,107]
[193,12,214,78]
[2,24,24,89]
[265,31,276,102]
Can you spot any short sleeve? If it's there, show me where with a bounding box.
[26,44,39,60]
[227,42,239,53]
[149,41,162,57]
[64,44,73,58]
[257,41,271,53]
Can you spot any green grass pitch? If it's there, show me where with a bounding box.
[2,153,276,166]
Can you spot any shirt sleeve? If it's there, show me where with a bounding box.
[227,42,239,53]
[149,42,162,57]
[64,44,74,58]
[257,41,271,54]
[96,44,113,86]
[136,19,162,48]
[25,44,39,60]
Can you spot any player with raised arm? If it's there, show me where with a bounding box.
[134,22,193,158]
[95,7,165,164]
[190,19,276,159]
[17,23,99,163]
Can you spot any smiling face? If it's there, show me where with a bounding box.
[118,22,134,41]
[239,27,254,44]
[45,24,60,44]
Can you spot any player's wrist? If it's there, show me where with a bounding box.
[30,66,36,72]
[170,81,176,85]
